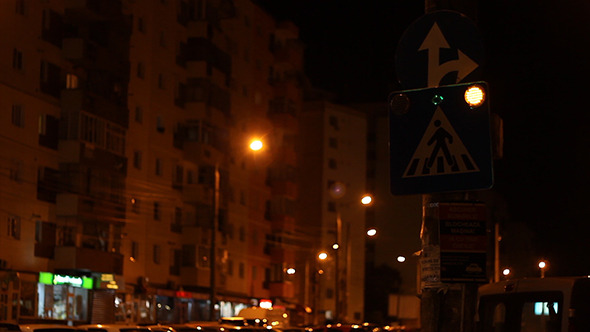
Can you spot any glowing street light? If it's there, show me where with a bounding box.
[249,138,263,151]
[502,268,511,278]
[397,256,406,263]
[318,252,328,260]
[366,228,377,237]
[361,194,373,205]
[538,259,548,278]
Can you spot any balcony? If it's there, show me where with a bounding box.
[54,246,123,274]
[186,38,231,77]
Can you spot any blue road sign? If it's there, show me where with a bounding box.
[395,10,484,89]
[389,82,493,195]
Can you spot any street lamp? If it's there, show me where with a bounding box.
[209,138,263,320]
[332,191,373,323]
[538,259,548,278]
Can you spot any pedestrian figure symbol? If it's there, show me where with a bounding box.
[403,107,478,178]
[427,120,454,169]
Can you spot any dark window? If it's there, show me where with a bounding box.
[11,105,24,128]
[12,49,22,70]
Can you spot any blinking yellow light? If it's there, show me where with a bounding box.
[464,84,485,108]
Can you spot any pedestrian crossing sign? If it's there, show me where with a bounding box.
[389,82,493,195]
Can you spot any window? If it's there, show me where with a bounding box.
[153,244,161,264]
[135,106,143,123]
[154,201,161,220]
[157,116,164,133]
[131,241,139,261]
[137,16,145,33]
[187,170,194,184]
[239,226,245,242]
[9,160,23,182]
[155,158,162,176]
[174,165,183,184]
[133,151,142,169]
[172,207,182,233]
[239,262,245,279]
[11,105,24,128]
[158,74,165,89]
[8,215,21,240]
[12,49,22,70]
[15,0,25,15]
[131,198,140,214]
[199,245,209,268]
[329,137,338,149]
[66,73,78,89]
[329,115,339,130]
[137,62,145,79]
[328,158,337,169]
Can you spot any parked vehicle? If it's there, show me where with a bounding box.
[77,324,151,332]
[476,276,590,332]
[19,325,82,332]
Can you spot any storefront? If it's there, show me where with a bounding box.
[37,271,93,322]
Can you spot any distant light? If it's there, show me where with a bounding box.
[464,84,485,108]
[367,228,377,237]
[318,252,328,260]
[361,195,373,205]
[249,139,263,151]
[502,268,511,276]
[332,243,339,250]
[397,256,406,263]
[538,261,547,269]
[286,267,296,275]
[317,269,324,275]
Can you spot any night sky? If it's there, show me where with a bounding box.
[258,0,590,277]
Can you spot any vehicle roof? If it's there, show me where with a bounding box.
[76,325,150,332]
[19,325,81,332]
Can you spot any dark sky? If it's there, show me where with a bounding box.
[258,0,590,277]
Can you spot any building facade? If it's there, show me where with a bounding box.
[0,0,304,324]
[297,101,368,324]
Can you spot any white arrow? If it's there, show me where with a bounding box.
[419,22,479,87]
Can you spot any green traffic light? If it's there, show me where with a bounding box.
[432,94,444,105]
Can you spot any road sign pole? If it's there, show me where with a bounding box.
[418,3,482,332]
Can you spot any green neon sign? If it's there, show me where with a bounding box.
[38,272,94,289]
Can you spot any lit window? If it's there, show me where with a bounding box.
[66,73,78,89]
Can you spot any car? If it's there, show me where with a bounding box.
[77,324,151,332]
[19,324,82,332]
[0,323,21,332]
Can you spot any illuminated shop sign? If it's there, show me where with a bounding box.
[39,272,93,289]
[100,273,119,289]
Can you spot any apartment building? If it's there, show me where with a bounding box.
[0,0,303,324]
[297,101,368,324]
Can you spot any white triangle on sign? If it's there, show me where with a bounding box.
[403,106,479,178]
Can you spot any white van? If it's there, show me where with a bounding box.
[476,276,590,332]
